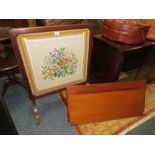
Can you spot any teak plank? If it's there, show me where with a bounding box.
[67,80,146,125]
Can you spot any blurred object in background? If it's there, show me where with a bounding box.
[36,19,103,35]
[145,19,155,40]
[102,19,150,44]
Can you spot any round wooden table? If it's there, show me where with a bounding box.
[0,34,25,96]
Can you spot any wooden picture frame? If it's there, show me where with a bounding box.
[9,24,93,99]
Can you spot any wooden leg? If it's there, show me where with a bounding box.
[1,68,41,124]
[11,72,26,88]
[2,71,26,96]
[32,99,41,124]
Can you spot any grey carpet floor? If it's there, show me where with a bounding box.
[126,116,155,135]
[0,76,77,135]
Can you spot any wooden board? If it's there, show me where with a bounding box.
[66,80,146,125]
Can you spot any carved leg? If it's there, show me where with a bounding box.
[2,71,26,96]
[32,99,41,124]
[11,72,26,88]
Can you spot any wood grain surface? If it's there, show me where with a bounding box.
[67,80,146,125]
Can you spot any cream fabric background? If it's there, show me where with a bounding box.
[24,34,87,91]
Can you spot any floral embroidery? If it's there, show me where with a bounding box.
[42,47,78,80]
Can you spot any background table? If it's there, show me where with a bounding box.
[89,35,155,83]
[0,34,25,96]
